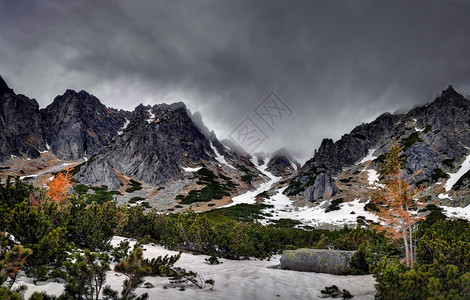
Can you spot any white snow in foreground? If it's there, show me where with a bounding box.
[210,142,235,169]
[182,166,203,172]
[15,236,376,299]
[444,154,470,192]
[440,205,470,220]
[221,157,281,208]
[357,149,377,165]
[261,189,378,227]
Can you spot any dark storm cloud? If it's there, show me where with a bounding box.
[1,0,470,160]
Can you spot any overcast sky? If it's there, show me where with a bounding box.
[1,0,470,161]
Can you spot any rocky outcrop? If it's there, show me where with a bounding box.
[0,82,46,161]
[0,76,14,96]
[304,173,339,200]
[75,102,216,189]
[41,90,126,160]
[287,86,470,204]
[280,249,356,275]
[266,148,298,178]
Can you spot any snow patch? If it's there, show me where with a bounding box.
[118,118,130,135]
[438,193,451,199]
[440,205,470,220]
[19,174,39,180]
[221,157,281,207]
[146,110,156,123]
[182,166,203,172]
[261,192,378,227]
[210,142,235,169]
[357,149,377,165]
[444,154,470,192]
[367,169,380,186]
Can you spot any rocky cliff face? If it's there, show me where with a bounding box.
[0,76,14,96]
[0,78,46,161]
[287,86,470,204]
[266,148,299,178]
[76,102,220,189]
[41,90,126,160]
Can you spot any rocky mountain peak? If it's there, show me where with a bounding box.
[41,89,126,160]
[0,75,14,96]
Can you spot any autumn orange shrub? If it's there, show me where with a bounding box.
[46,165,74,207]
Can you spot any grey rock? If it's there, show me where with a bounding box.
[304,173,339,201]
[287,85,470,205]
[76,102,214,187]
[41,89,126,160]
[280,249,356,275]
[266,148,298,177]
[0,90,46,161]
[0,75,14,96]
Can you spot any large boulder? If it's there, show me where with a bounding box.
[304,173,339,201]
[280,249,356,275]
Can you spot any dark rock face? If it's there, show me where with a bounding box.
[304,173,339,200]
[76,102,215,189]
[41,90,126,160]
[280,249,356,275]
[0,76,14,96]
[0,92,46,161]
[266,148,298,177]
[287,86,470,202]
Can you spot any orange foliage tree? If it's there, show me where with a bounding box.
[371,140,423,266]
[46,166,74,207]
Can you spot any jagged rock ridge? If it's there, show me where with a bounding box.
[41,90,127,160]
[287,85,470,205]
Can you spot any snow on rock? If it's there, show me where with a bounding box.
[210,142,235,169]
[438,193,452,199]
[146,110,156,123]
[440,205,470,220]
[261,190,378,227]
[444,154,470,192]
[118,118,130,135]
[182,166,203,172]
[357,149,377,165]
[19,174,39,180]
[221,157,281,207]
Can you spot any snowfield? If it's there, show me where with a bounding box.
[261,189,378,227]
[444,154,470,192]
[221,157,281,208]
[14,236,377,300]
[357,149,377,165]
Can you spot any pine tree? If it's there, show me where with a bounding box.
[62,250,110,300]
[371,140,424,266]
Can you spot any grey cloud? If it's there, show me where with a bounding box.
[1,0,470,160]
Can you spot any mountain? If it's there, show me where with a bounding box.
[265,148,299,178]
[0,75,14,96]
[41,89,127,160]
[286,85,470,207]
[0,77,47,161]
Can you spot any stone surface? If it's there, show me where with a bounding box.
[280,249,356,275]
[0,91,46,161]
[41,89,126,160]
[286,86,470,204]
